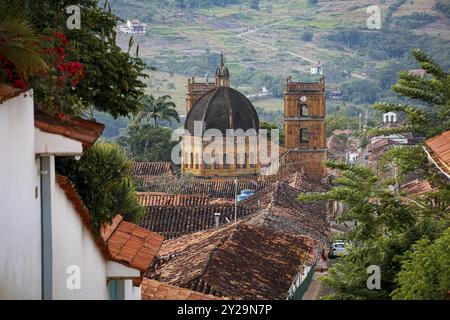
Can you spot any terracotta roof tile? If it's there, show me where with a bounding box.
[141,279,224,300]
[426,131,450,176]
[145,179,273,199]
[241,181,330,241]
[131,162,174,177]
[34,109,104,148]
[104,216,165,272]
[138,193,210,206]
[140,205,258,239]
[0,83,22,104]
[400,179,436,196]
[148,221,319,300]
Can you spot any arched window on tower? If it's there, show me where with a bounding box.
[195,154,200,169]
[300,128,309,144]
[300,104,308,117]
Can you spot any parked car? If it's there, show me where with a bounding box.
[329,241,349,258]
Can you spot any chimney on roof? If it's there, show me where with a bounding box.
[214,212,221,228]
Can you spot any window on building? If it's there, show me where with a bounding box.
[223,154,230,169]
[204,154,211,169]
[195,154,200,169]
[249,152,256,168]
[300,129,309,144]
[300,104,308,117]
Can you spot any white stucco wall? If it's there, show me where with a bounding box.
[124,280,142,300]
[0,91,42,300]
[52,183,109,300]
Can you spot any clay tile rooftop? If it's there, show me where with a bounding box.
[101,215,165,272]
[145,179,274,200]
[240,181,330,241]
[400,179,436,197]
[34,109,105,148]
[131,162,174,177]
[140,205,258,239]
[138,193,210,207]
[141,278,224,300]
[148,220,318,300]
[425,130,450,178]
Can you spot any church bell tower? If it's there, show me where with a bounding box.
[283,76,327,179]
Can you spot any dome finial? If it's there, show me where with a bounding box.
[215,52,230,87]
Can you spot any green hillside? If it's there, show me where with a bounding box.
[107,0,450,124]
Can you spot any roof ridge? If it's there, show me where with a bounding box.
[101,214,123,242]
[198,222,242,280]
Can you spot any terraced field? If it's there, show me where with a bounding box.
[111,0,450,117]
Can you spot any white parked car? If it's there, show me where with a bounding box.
[329,241,349,258]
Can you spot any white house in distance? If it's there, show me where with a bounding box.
[0,84,164,300]
[121,19,147,34]
[311,62,323,75]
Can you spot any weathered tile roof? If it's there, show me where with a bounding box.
[138,193,210,206]
[145,179,274,199]
[148,221,318,300]
[101,215,165,272]
[240,181,330,241]
[425,131,450,177]
[131,162,174,177]
[34,109,104,148]
[400,179,436,197]
[141,278,223,300]
[140,205,258,239]
[287,172,329,193]
[368,138,390,153]
[0,83,22,104]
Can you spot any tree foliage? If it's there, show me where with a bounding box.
[391,228,450,300]
[373,49,450,137]
[136,95,179,127]
[117,124,178,162]
[298,161,450,299]
[0,2,48,81]
[17,0,148,118]
[56,142,145,233]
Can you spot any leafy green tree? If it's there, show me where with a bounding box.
[391,228,450,300]
[117,124,177,162]
[0,2,48,81]
[301,31,314,42]
[299,161,449,299]
[136,95,179,127]
[17,0,148,118]
[56,142,145,233]
[373,49,450,137]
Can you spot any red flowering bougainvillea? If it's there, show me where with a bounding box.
[43,31,84,89]
[0,53,27,91]
[0,31,84,112]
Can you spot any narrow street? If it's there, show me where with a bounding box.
[302,259,337,300]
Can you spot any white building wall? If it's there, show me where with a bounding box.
[0,92,42,300]
[52,184,109,300]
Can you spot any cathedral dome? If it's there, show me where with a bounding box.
[185,86,259,135]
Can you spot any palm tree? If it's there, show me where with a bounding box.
[0,1,48,81]
[136,95,180,127]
